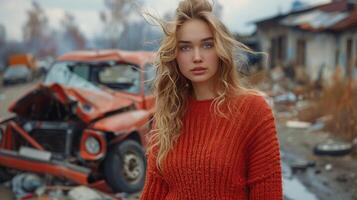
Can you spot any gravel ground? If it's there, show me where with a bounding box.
[276,109,357,200]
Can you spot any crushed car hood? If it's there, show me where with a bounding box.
[9,83,134,123]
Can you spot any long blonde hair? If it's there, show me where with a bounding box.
[147,0,260,171]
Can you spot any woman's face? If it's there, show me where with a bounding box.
[176,19,219,85]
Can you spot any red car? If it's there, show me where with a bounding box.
[0,50,156,193]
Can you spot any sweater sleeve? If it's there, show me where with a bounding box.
[246,95,283,200]
[140,147,169,200]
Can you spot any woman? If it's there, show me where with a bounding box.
[140,0,282,199]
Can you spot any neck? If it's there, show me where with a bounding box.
[191,80,216,100]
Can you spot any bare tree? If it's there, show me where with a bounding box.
[100,0,143,48]
[22,1,57,57]
[60,12,86,52]
[118,19,161,50]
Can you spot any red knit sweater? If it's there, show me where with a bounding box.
[140,94,282,200]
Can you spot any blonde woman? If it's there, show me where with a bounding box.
[141,0,282,199]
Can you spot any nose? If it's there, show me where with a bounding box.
[193,47,202,63]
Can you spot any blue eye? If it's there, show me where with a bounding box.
[203,42,214,49]
[179,45,191,51]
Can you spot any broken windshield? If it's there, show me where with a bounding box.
[44,61,142,94]
[44,61,101,92]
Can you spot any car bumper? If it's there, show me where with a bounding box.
[0,148,90,184]
[3,78,27,85]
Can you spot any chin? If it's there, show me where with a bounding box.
[189,76,214,84]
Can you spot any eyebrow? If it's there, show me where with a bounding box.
[178,37,214,44]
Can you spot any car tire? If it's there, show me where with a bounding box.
[313,142,352,156]
[104,140,146,193]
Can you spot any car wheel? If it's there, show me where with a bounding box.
[313,141,352,156]
[104,140,146,193]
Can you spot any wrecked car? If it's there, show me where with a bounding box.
[0,50,156,193]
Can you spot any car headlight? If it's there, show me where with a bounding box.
[85,136,100,155]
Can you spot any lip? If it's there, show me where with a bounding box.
[191,67,207,72]
[190,67,207,75]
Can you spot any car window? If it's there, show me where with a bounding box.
[97,63,141,94]
[144,63,156,95]
[45,62,73,85]
[72,65,90,80]
[44,62,101,92]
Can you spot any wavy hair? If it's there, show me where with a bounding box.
[146,0,261,171]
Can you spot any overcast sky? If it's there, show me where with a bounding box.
[0,0,331,41]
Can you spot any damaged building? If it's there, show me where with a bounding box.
[254,0,357,81]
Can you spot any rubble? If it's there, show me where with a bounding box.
[271,66,285,82]
[286,120,312,129]
[324,164,333,171]
[276,111,298,121]
[68,186,115,200]
[335,173,349,183]
[353,137,357,147]
[290,159,316,173]
[308,121,325,132]
[12,173,44,199]
[274,92,297,105]
[295,100,310,111]
[4,183,119,200]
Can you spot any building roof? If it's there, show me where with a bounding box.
[255,0,357,32]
